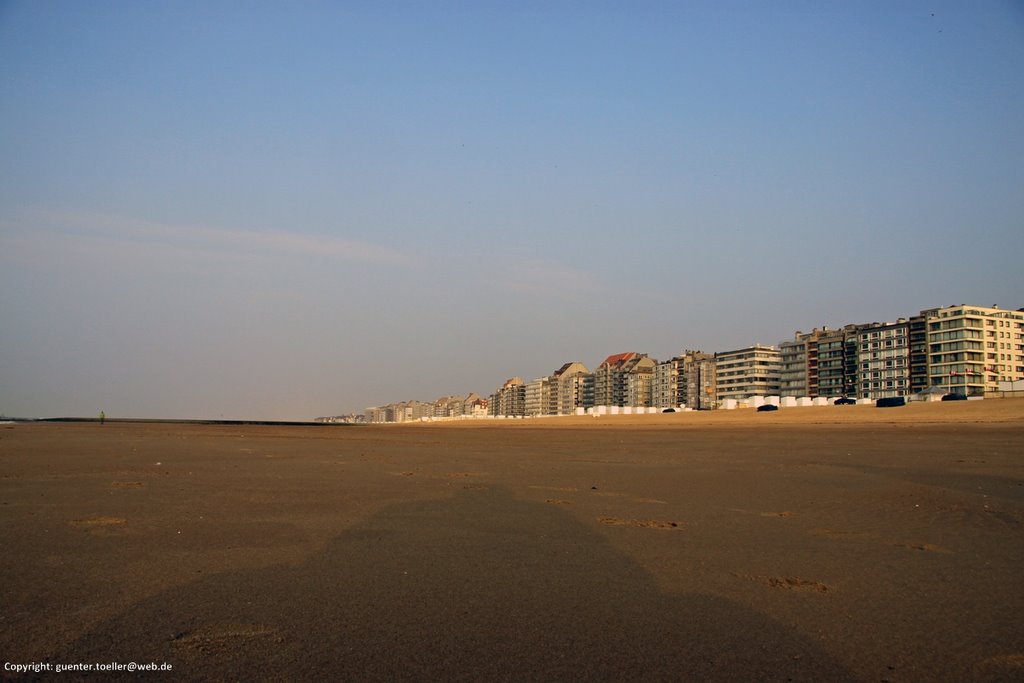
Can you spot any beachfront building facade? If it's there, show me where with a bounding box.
[714,345,781,402]
[524,363,595,416]
[779,337,808,397]
[779,328,833,397]
[815,326,858,398]
[853,319,911,399]
[432,395,466,418]
[592,353,657,408]
[682,351,716,409]
[364,405,388,423]
[552,361,593,415]
[365,400,431,423]
[525,376,555,417]
[919,305,1024,397]
[653,356,688,409]
[626,359,656,408]
[360,301,1022,420]
[909,315,930,395]
[490,377,526,417]
[366,393,489,422]
[465,394,489,418]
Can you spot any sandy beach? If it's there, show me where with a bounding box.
[2,399,1022,681]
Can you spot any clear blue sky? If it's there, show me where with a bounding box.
[2,1,1022,419]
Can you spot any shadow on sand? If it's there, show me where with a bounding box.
[55,486,853,681]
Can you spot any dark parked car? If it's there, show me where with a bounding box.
[941,393,968,401]
[834,397,856,405]
[876,396,906,408]
[662,407,677,413]
[757,404,779,412]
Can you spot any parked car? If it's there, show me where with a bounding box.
[757,404,779,412]
[876,396,906,408]
[834,397,856,405]
[941,393,968,401]
[662,407,677,413]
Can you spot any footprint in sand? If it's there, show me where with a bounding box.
[812,528,952,553]
[598,516,681,530]
[730,508,794,518]
[764,576,831,593]
[735,572,831,593]
[170,623,279,654]
[71,516,126,526]
[887,541,952,554]
[810,528,874,540]
[69,517,128,535]
[975,654,1024,677]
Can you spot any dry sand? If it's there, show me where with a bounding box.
[1,399,1022,681]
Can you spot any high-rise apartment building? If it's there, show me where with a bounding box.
[908,315,930,394]
[592,353,656,407]
[653,356,687,408]
[779,337,808,397]
[432,395,466,418]
[524,376,555,417]
[779,328,832,397]
[682,350,715,409]
[552,361,593,415]
[815,326,858,398]
[714,345,781,401]
[490,377,526,417]
[919,305,1024,396]
[853,319,910,399]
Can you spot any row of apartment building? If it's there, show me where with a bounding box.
[364,393,489,423]
[365,304,1024,421]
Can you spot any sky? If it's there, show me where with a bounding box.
[1,1,1022,420]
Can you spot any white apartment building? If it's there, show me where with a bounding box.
[921,305,1024,396]
[525,376,555,417]
[778,337,808,397]
[714,345,782,402]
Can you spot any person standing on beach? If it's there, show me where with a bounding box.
[99,411,105,425]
